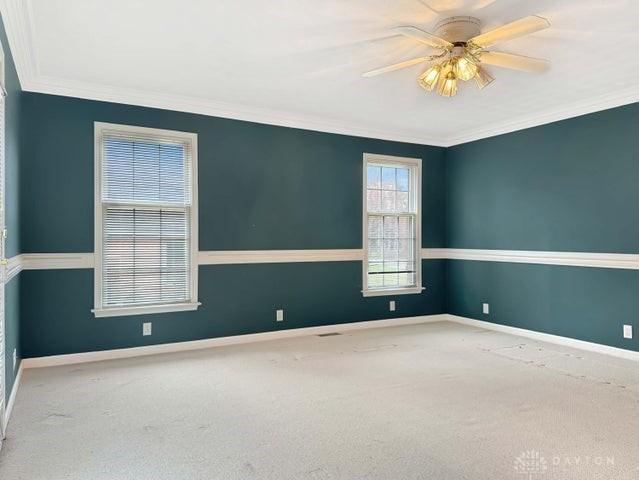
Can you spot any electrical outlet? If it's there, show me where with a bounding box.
[13,348,16,371]
[623,325,633,339]
[143,322,152,336]
[276,309,284,322]
[483,303,489,315]
[389,301,396,312]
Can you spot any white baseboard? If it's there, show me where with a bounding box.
[22,314,449,368]
[2,360,23,436]
[447,314,639,363]
[20,313,639,369]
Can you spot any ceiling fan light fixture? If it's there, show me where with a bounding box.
[454,54,478,81]
[363,15,550,98]
[437,70,458,97]
[418,64,441,91]
[474,66,494,89]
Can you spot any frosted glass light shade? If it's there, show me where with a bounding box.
[418,65,441,91]
[438,71,458,97]
[474,66,494,89]
[454,55,478,81]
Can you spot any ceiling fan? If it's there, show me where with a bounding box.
[363,15,551,97]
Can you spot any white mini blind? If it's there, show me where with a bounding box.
[100,130,193,309]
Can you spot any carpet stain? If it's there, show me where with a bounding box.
[41,413,73,425]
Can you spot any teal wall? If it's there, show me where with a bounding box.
[8,27,639,361]
[1,13,22,402]
[19,92,447,357]
[446,104,639,352]
[446,104,639,253]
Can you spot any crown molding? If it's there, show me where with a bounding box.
[445,85,639,146]
[0,0,38,86]
[22,75,448,147]
[2,0,639,148]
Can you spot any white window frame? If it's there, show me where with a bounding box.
[93,122,199,318]
[362,153,423,297]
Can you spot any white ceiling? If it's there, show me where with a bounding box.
[3,0,639,146]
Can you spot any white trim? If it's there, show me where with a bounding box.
[447,314,639,363]
[423,248,639,270]
[199,249,363,265]
[19,313,639,369]
[445,85,639,146]
[0,0,37,88]
[9,249,639,271]
[22,252,94,270]
[93,122,199,318]
[92,301,201,318]
[2,360,22,436]
[21,314,448,368]
[362,154,422,297]
[3,1,639,147]
[5,254,22,281]
[22,76,448,148]
[362,286,425,297]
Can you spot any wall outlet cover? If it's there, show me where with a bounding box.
[623,324,633,339]
[389,301,396,312]
[276,309,284,322]
[13,348,17,371]
[483,303,489,314]
[143,322,152,336]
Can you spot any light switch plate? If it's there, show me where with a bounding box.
[389,301,396,312]
[483,303,489,315]
[276,309,284,322]
[623,324,633,339]
[143,322,152,336]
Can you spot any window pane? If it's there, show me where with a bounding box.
[102,206,190,307]
[104,139,134,201]
[382,190,395,212]
[398,239,413,261]
[396,168,409,192]
[368,216,383,238]
[368,272,383,288]
[133,142,161,203]
[383,272,399,287]
[398,216,412,238]
[367,166,381,189]
[383,238,398,261]
[160,144,186,203]
[398,272,415,286]
[382,167,396,190]
[367,190,381,212]
[396,191,409,212]
[383,216,398,239]
[103,134,190,206]
[368,239,383,261]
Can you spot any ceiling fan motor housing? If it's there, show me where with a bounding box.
[435,16,481,43]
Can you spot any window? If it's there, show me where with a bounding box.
[94,123,199,317]
[362,154,422,297]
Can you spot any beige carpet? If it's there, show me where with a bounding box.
[1,321,639,479]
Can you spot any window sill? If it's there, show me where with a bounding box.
[93,302,201,318]
[362,286,424,297]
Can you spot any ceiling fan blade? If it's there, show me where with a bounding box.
[362,57,430,77]
[470,15,550,47]
[393,26,453,49]
[480,51,550,73]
